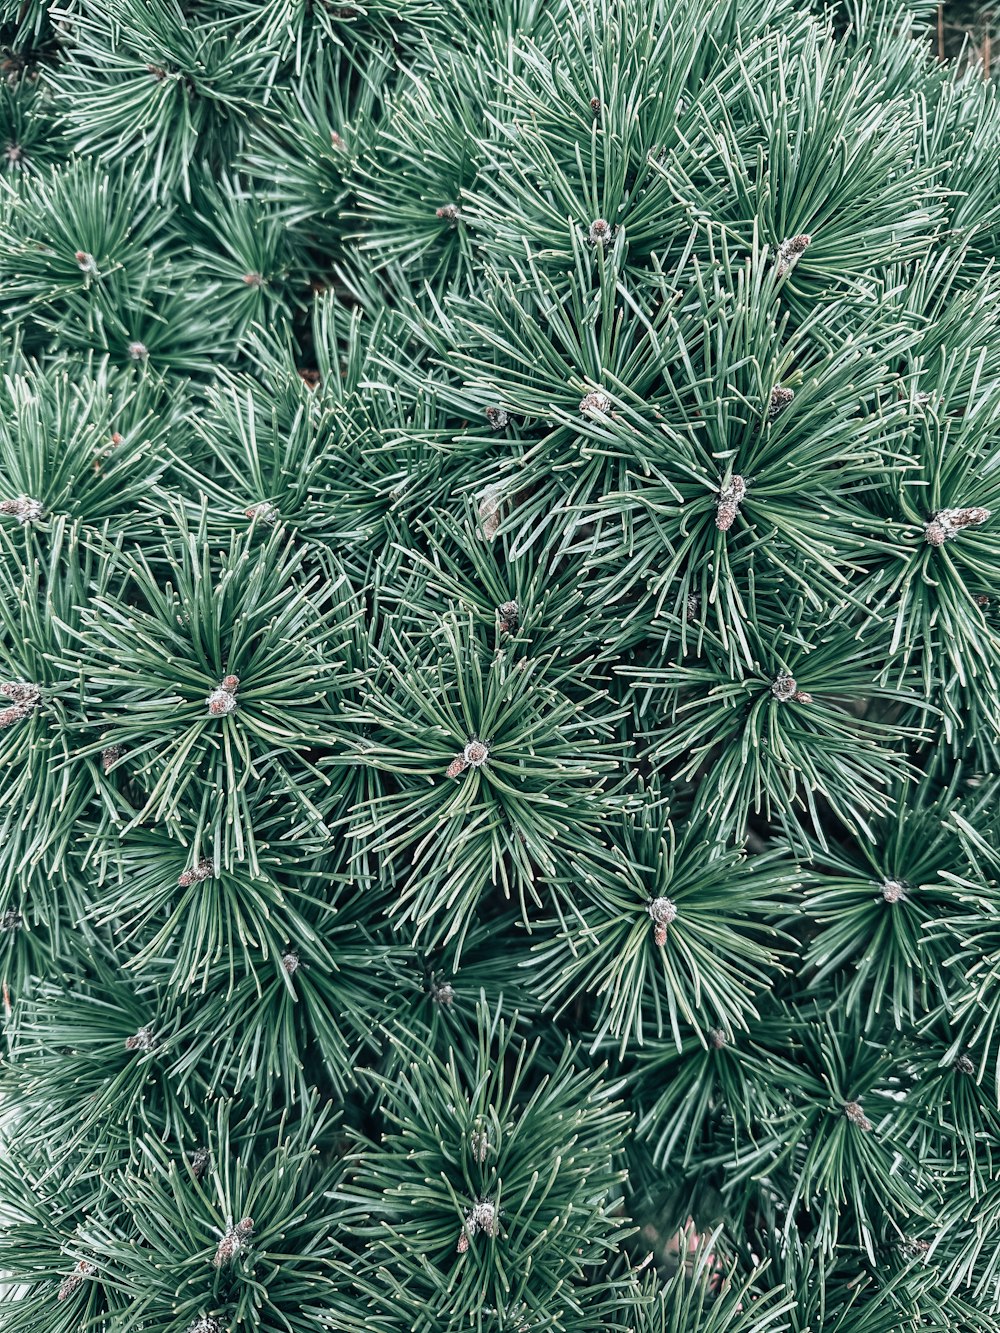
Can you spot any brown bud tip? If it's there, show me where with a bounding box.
[431,979,455,1006]
[207,688,237,717]
[954,1054,975,1075]
[446,755,469,778]
[579,390,612,415]
[0,704,30,728]
[242,272,263,287]
[590,96,602,115]
[589,218,612,246]
[147,64,167,79]
[470,1129,488,1162]
[101,742,124,773]
[236,1218,254,1235]
[497,599,520,632]
[110,432,124,446]
[330,130,346,149]
[282,950,300,974]
[245,500,279,524]
[298,368,321,388]
[768,386,794,420]
[771,673,798,701]
[463,739,489,767]
[926,506,991,544]
[189,1148,211,1178]
[75,250,96,271]
[127,341,148,361]
[57,1260,96,1300]
[457,1231,470,1253]
[125,1024,155,1053]
[436,203,460,221]
[220,675,239,694]
[708,1028,728,1049]
[881,878,906,904]
[843,1100,873,1130]
[485,406,509,430]
[0,910,23,931]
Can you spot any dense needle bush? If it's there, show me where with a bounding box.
[1,0,1000,1330]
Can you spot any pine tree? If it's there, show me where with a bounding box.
[2,0,1000,1329]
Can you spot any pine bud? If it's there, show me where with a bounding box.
[1,682,40,706]
[485,406,509,430]
[925,507,991,545]
[187,1319,223,1333]
[590,96,601,117]
[767,386,794,420]
[0,705,30,729]
[589,218,612,246]
[0,496,44,524]
[648,896,677,946]
[715,475,746,531]
[330,130,346,150]
[954,1053,975,1075]
[775,233,811,276]
[220,675,239,694]
[207,687,237,717]
[189,1148,211,1179]
[57,1259,96,1300]
[101,742,125,773]
[686,592,701,617]
[902,1237,931,1257]
[282,950,300,974]
[6,144,23,165]
[478,488,502,541]
[431,977,455,1006]
[127,341,148,361]
[771,673,797,702]
[880,878,906,904]
[0,908,23,932]
[298,368,321,389]
[436,203,460,222]
[446,754,469,778]
[579,390,612,415]
[843,1100,873,1131]
[125,1024,155,1053]
[213,1218,253,1268]
[708,1028,728,1050]
[458,1199,499,1249]
[147,64,168,80]
[464,739,489,767]
[245,500,279,524]
[497,599,520,633]
[242,272,263,287]
[178,858,213,888]
[75,250,97,273]
[470,1128,489,1163]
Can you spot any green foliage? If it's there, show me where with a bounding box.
[2,0,1000,1329]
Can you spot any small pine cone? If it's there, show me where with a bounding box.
[881,878,906,904]
[843,1100,873,1131]
[470,1129,489,1163]
[497,599,520,633]
[245,501,279,524]
[771,673,798,702]
[101,742,125,773]
[579,390,612,415]
[463,739,489,767]
[57,1259,96,1301]
[767,386,794,420]
[220,675,240,694]
[213,1218,253,1268]
[456,1231,470,1254]
[590,96,601,116]
[436,203,460,221]
[446,754,469,778]
[775,233,811,276]
[127,341,148,361]
[125,1024,155,1053]
[431,978,455,1006]
[75,250,97,273]
[282,950,300,974]
[207,687,237,717]
[189,1148,211,1179]
[708,1028,728,1050]
[954,1054,975,1075]
[589,218,612,246]
[178,858,213,888]
[485,406,509,430]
